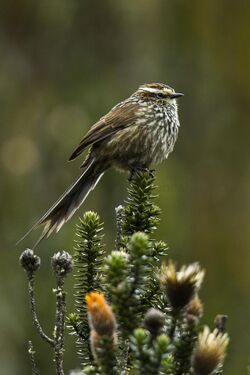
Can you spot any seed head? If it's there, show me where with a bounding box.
[161,261,205,310]
[51,251,73,277]
[192,326,229,375]
[144,308,165,337]
[19,249,41,275]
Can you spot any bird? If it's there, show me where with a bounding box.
[21,83,183,245]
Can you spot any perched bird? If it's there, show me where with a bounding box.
[22,83,183,244]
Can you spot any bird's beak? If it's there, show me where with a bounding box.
[170,92,184,99]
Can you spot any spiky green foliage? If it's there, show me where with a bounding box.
[22,172,230,375]
[103,230,169,373]
[122,171,161,237]
[113,172,168,320]
[121,173,168,313]
[140,240,168,313]
[131,328,172,375]
[69,211,105,366]
[104,232,151,340]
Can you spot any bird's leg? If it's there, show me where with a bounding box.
[128,165,153,181]
[148,168,155,177]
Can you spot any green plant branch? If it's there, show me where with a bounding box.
[70,212,105,366]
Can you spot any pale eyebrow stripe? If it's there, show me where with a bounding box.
[139,87,161,94]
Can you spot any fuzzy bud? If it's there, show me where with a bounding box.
[51,251,73,277]
[192,326,229,375]
[19,249,40,276]
[133,328,147,343]
[86,292,117,362]
[128,232,149,257]
[86,292,116,337]
[156,334,169,353]
[144,308,164,337]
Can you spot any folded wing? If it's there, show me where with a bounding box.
[69,102,139,161]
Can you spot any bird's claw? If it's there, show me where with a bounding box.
[128,167,155,181]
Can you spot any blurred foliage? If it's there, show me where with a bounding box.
[0,0,249,374]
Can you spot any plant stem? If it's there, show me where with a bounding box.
[120,339,130,375]
[54,276,66,375]
[168,311,178,340]
[28,275,54,346]
[28,340,39,375]
[115,205,124,250]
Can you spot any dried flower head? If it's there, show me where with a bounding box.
[186,295,204,323]
[144,308,165,337]
[192,326,229,375]
[86,292,116,336]
[214,314,228,334]
[51,251,73,277]
[19,249,41,276]
[161,261,205,310]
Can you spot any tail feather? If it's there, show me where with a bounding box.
[35,172,103,246]
[17,160,105,246]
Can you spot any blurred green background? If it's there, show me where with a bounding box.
[1,0,249,374]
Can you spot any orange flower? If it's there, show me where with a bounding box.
[85,292,116,336]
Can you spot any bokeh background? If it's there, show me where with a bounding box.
[1,1,249,374]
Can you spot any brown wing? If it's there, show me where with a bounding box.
[69,102,139,161]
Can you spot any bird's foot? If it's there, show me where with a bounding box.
[128,166,155,181]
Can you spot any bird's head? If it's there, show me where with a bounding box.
[135,83,184,105]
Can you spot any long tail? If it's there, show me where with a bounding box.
[18,159,105,246]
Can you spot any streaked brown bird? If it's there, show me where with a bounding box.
[22,83,183,244]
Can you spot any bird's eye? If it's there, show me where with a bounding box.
[156,92,166,99]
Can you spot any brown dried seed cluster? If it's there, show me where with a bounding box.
[186,295,203,320]
[161,261,205,310]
